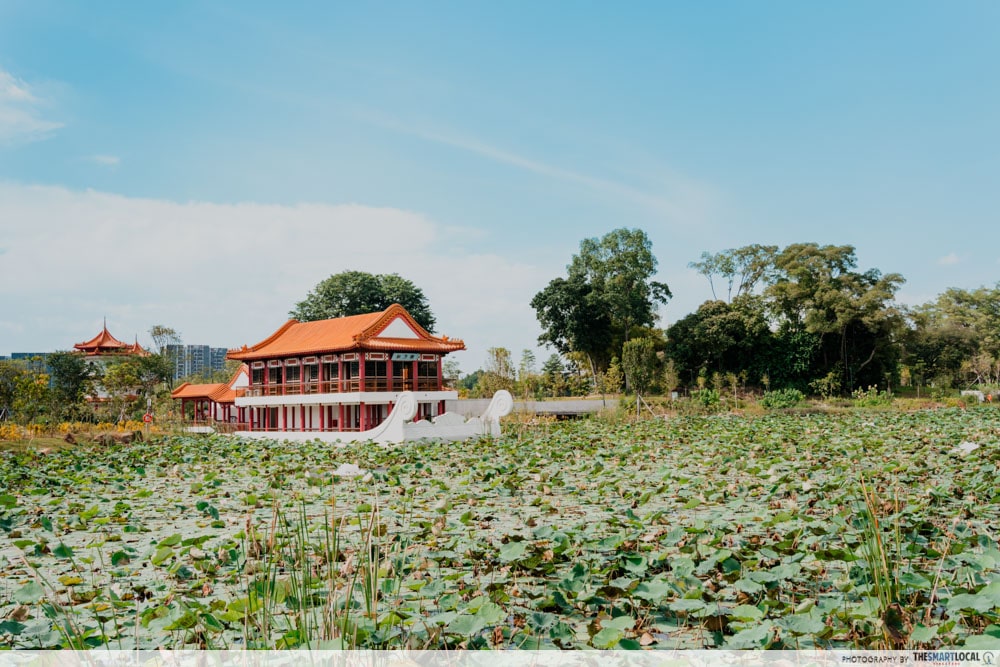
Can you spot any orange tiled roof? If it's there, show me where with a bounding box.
[126,339,149,356]
[74,324,149,356]
[75,324,126,353]
[171,382,228,401]
[170,364,248,404]
[227,304,465,361]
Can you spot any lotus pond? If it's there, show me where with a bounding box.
[1,408,1000,650]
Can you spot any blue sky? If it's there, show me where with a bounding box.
[1,2,998,371]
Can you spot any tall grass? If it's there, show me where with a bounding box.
[858,478,910,649]
[239,492,411,649]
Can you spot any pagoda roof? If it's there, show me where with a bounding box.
[74,323,149,357]
[170,364,248,404]
[227,304,466,361]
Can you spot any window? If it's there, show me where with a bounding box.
[344,361,360,390]
[418,361,439,389]
[365,361,387,390]
[322,361,338,379]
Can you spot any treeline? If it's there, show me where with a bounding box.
[466,230,1000,399]
[4,232,998,425]
[0,327,237,425]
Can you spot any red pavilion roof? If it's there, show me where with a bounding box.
[171,364,249,404]
[227,304,465,361]
[74,322,149,357]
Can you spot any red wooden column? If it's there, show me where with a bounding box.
[359,352,367,431]
[339,404,345,432]
[437,354,445,415]
[299,359,306,431]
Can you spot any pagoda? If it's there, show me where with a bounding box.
[74,320,148,358]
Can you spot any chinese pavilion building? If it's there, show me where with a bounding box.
[74,320,150,401]
[170,364,250,431]
[224,304,490,443]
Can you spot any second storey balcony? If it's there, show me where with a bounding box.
[237,376,443,398]
[243,352,445,398]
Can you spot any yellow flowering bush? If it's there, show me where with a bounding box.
[2,418,162,442]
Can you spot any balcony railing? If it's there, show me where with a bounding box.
[237,378,442,397]
[185,418,378,434]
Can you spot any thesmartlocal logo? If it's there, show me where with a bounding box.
[911,651,989,666]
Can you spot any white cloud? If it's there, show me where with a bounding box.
[89,154,121,167]
[0,69,63,144]
[937,252,960,266]
[0,182,549,369]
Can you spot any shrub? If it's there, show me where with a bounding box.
[760,388,804,409]
[852,385,893,408]
[692,388,720,410]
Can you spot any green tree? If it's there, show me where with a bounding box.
[532,228,670,377]
[101,354,174,421]
[516,349,540,399]
[531,274,615,378]
[458,369,483,394]
[905,284,1000,388]
[540,354,568,398]
[571,228,671,341]
[767,243,904,392]
[622,337,657,396]
[689,244,778,302]
[901,307,977,390]
[291,270,436,331]
[664,296,774,386]
[442,358,462,388]
[662,358,680,396]
[478,347,516,396]
[149,325,181,354]
[599,357,624,395]
[13,369,50,424]
[101,359,143,421]
[46,351,95,419]
[149,325,182,388]
[0,360,27,420]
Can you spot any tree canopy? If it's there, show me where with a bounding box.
[670,242,907,393]
[767,243,905,390]
[532,228,670,376]
[290,271,437,332]
[47,351,95,406]
[688,244,777,303]
[904,284,1000,387]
